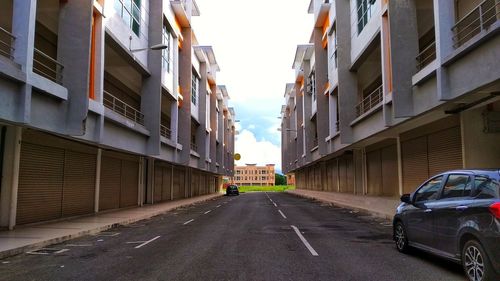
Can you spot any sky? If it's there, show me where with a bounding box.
[191,0,313,173]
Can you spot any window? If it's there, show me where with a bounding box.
[308,70,316,101]
[114,0,141,37]
[191,71,199,105]
[356,0,376,34]
[415,176,443,203]
[162,25,171,72]
[474,176,500,199]
[441,175,472,199]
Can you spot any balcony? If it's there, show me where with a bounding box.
[356,84,383,117]
[452,0,499,48]
[416,41,436,71]
[103,91,144,125]
[160,124,171,139]
[33,48,64,85]
[190,142,198,152]
[0,27,15,60]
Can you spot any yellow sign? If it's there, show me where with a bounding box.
[234,153,241,161]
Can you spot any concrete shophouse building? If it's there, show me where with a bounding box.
[0,0,236,229]
[231,164,275,186]
[281,0,500,202]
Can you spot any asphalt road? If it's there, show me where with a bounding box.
[0,192,465,281]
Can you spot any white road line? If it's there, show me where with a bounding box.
[183,219,195,225]
[291,225,319,256]
[135,236,160,249]
[204,210,212,214]
[273,202,278,207]
[216,205,221,208]
[55,249,70,254]
[278,210,287,219]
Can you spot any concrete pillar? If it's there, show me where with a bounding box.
[137,156,145,206]
[397,136,404,196]
[295,83,304,166]
[145,158,154,204]
[302,60,313,164]
[178,28,193,164]
[313,27,330,156]
[58,0,93,135]
[335,0,357,144]
[94,148,102,213]
[387,0,419,117]
[142,0,164,156]
[209,83,217,173]
[434,0,455,101]
[0,126,22,230]
[197,63,208,167]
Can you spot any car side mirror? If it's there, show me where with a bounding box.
[400,194,412,204]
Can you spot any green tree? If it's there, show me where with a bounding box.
[275,173,286,185]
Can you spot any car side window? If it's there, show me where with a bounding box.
[474,176,500,199]
[441,174,472,199]
[414,176,444,203]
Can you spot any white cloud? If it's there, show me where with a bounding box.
[247,124,256,129]
[235,129,281,170]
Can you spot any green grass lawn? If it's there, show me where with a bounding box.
[237,185,296,193]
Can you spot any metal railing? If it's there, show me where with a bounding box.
[0,27,15,60]
[190,142,198,152]
[160,124,171,139]
[103,90,144,125]
[33,48,64,84]
[416,40,436,71]
[452,0,499,48]
[356,84,383,117]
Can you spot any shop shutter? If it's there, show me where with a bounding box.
[120,160,138,208]
[402,136,429,194]
[17,143,64,224]
[381,145,398,196]
[367,150,382,195]
[339,158,347,192]
[428,127,462,176]
[162,167,172,201]
[346,157,354,193]
[173,167,184,200]
[154,165,163,203]
[99,156,121,211]
[62,150,96,217]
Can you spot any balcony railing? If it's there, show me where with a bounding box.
[416,41,436,71]
[0,27,15,60]
[190,142,198,152]
[160,124,171,139]
[33,48,64,84]
[103,90,144,125]
[452,0,499,48]
[356,84,383,117]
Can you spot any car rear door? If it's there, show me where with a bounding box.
[405,175,444,248]
[432,173,473,256]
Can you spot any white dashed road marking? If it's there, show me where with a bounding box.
[183,219,194,225]
[134,236,161,249]
[278,210,287,219]
[204,210,212,215]
[291,225,319,256]
[273,202,278,207]
[216,205,221,208]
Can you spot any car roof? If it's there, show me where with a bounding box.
[444,169,500,179]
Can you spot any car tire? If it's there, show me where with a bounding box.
[462,240,498,281]
[394,221,409,253]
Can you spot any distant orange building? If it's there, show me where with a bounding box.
[286,173,296,185]
[231,164,275,186]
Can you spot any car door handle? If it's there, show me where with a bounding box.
[456,206,468,211]
[424,209,432,213]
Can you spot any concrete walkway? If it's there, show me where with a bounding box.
[0,193,222,259]
[286,189,400,220]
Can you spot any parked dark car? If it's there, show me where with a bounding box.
[226,185,239,196]
[393,169,500,281]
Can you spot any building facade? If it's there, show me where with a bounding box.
[281,0,500,199]
[0,0,236,229]
[231,164,275,186]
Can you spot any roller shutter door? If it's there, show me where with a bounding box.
[17,143,64,225]
[172,167,185,200]
[154,165,163,203]
[120,160,138,208]
[381,145,398,196]
[402,136,429,194]
[99,156,121,211]
[62,151,96,217]
[428,127,462,176]
[367,150,382,195]
[162,167,172,201]
[346,157,354,193]
[339,158,347,193]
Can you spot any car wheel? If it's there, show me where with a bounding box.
[462,240,497,281]
[394,221,409,253]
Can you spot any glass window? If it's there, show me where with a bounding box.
[162,25,171,72]
[356,0,376,34]
[191,71,199,106]
[114,0,141,37]
[415,176,443,203]
[309,70,316,101]
[474,176,500,199]
[441,175,472,199]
